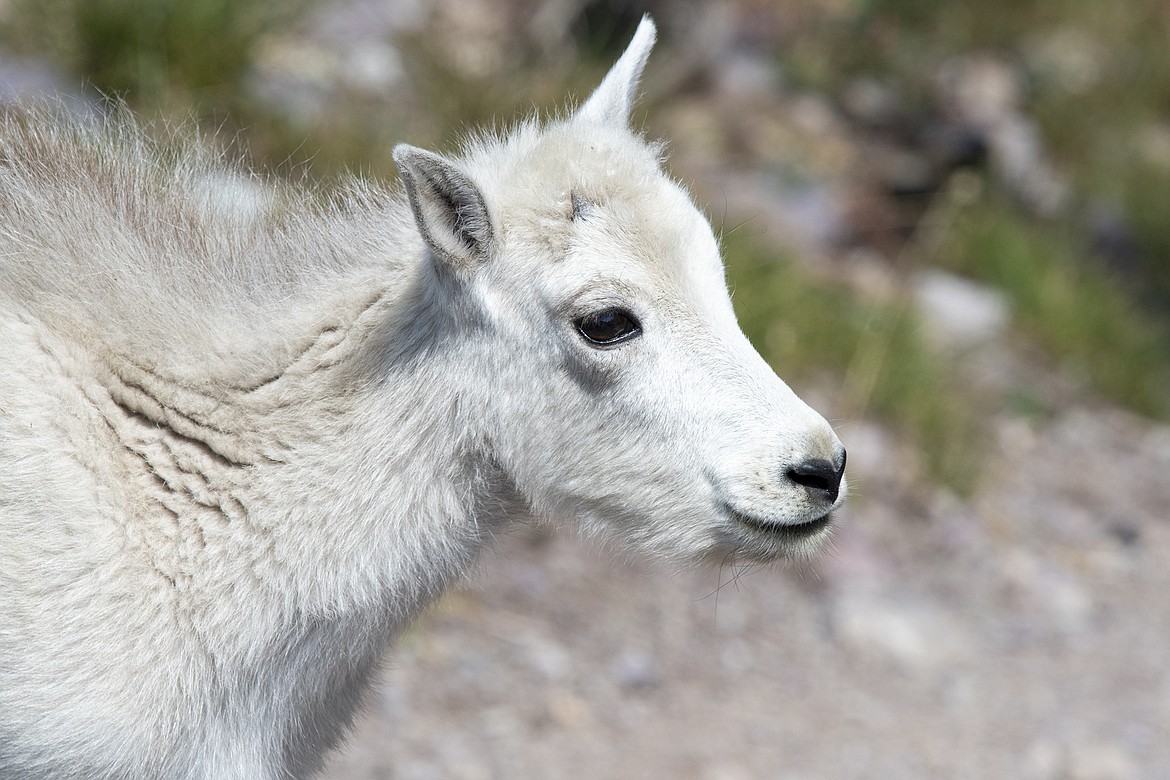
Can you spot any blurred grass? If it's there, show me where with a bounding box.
[783,0,1170,423]
[936,193,1170,417]
[789,0,1170,363]
[1,0,344,176]
[5,0,306,112]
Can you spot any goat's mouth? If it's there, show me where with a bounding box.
[726,507,834,544]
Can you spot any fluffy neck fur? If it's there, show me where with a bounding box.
[0,109,523,775]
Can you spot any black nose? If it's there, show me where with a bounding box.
[786,452,846,504]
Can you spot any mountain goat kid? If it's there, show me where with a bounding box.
[0,16,846,780]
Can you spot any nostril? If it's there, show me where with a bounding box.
[787,462,832,491]
[786,457,844,503]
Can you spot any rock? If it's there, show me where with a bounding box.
[937,54,1022,128]
[842,247,902,303]
[1024,739,1064,779]
[310,0,426,44]
[998,548,1094,634]
[247,35,339,124]
[714,51,783,100]
[841,77,903,130]
[246,0,426,123]
[1028,740,1139,780]
[545,688,591,729]
[341,41,404,93]
[1025,26,1105,97]
[722,171,846,252]
[1067,743,1139,780]
[831,593,966,671]
[914,269,1011,349]
[988,113,1069,215]
[611,648,660,691]
[935,53,1069,215]
[703,763,754,780]
[521,634,571,682]
[788,92,846,139]
[0,53,97,117]
[479,704,525,741]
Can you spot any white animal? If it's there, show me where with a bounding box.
[0,17,845,779]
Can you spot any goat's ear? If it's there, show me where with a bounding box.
[393,144,493,269]
[575,15,656,128]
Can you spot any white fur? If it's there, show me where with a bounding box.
[0,17,844,779]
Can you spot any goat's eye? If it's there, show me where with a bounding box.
[575,308,642,347]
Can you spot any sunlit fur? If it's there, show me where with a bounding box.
[0,17,843,779]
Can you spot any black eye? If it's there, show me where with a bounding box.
[574,308,642,347]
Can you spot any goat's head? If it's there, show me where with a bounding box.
[393,16,846,562]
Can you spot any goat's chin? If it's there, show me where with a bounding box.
[704,509,836,564]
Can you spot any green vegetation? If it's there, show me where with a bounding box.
[5,0,303,111]
[777,0,1170,442]
[936,195,1170,417]
[785,0,1170,415]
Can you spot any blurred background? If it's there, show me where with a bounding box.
[3,0,1168,777]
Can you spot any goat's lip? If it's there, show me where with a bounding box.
[724,505,834,542]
